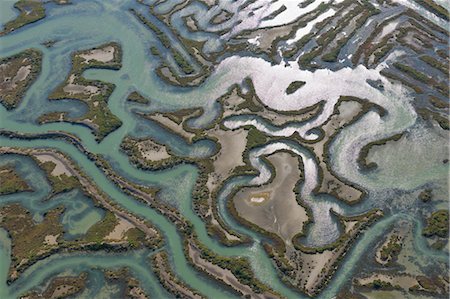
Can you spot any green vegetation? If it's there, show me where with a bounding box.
[380,70,423,94]
[84,211,118,243]
[312,2,380,64]
[436,49,448,59]
[131,9,170,48]
[127,91,150,104]
[246,127,268,149]
[417,108,449,130]
[428,96,449,109]
[286,81,306,95]
[103,268,148,297]
[367,279,395,290]
[1,0,45,35]
[373,43,394,64]
[281,1,333,60]
[125,227,146,248]
[47,43,123,141]
[21,272,87,299]
[300,0,315,8]
[0,48,42,110]
[0,151,160,281]
[209,9,233,25]
[380,235,402,264]
[0,165,31,195]
[420,55,449,76]
[393,62,448,96]
[172,49,195,74]
[294,209,383,254]
[120,136,184,171]
[422,210,449,238]
[234,83,264,112]
[416,275,440,292]
[0,204,64,266]
[152,251,205,298]
[418,189,432,202]
[195,240,269,293]
[357,133,404,170]
[39,161,80,195]
[37,111,66,124]
[150,46,160,56]
[131,9,195,75]
[430,239,446,250]
[262,5,286,21]
[413,0,449,21]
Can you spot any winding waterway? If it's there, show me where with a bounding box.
[0,0,448,298]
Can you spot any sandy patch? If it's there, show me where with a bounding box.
[250,196,266,203]
[13,65,31,83]
[63,75,99,96]
[187,242,275,299]
[233,152,309,243]
[357,273,418,289]
[147,114,196,142]
[137,139,171,161]
[210,128,248,179]
[106,217,134,240]
[44,234,59,246]
[304,250,334,290]
[35,154,73,177]
[79,46,115,63]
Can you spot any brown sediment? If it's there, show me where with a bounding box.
[232,152,309,245]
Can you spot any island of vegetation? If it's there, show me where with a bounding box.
[41,42,123,141]
[0,48,42,110]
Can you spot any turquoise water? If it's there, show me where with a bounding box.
[0,0,448,298]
